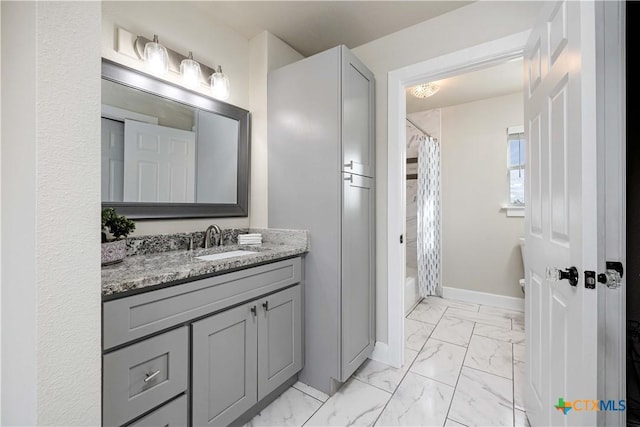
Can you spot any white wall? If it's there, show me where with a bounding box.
[440,92,525,298]
[352,1,540,343]
[2,2,37,422]
[102,1,253,235]
[249,32,303,228]
[1,2,102,425]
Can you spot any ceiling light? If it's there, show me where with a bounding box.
[180,51,201,88]
[411,83,440,99]
[210,66,230,101]
[143,35,169,76]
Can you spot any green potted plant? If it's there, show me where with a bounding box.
[101,208,135,265]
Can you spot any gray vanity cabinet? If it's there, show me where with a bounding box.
[103,257,304,426]
[191,301,258,426]
[191,284,302,426]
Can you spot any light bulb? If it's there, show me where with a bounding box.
[210,66,230,100]
[144,35,169,76]
[180,51,201,88]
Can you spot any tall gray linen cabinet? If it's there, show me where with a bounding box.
[268,45,375,395]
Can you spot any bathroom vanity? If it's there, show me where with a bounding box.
[101,230,308,426]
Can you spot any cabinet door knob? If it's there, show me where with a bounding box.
[263,301,269,311]
[250,305,257,316]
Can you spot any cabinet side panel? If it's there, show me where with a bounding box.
[268,47,341,394]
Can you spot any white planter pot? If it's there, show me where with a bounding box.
[101,239,126,266]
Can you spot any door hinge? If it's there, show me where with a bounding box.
[400,234,403,244]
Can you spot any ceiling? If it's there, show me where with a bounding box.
[406,58,524,113]
[188,1,521,112]
[192,1,472,57]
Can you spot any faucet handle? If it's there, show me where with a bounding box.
[188,235,194,250]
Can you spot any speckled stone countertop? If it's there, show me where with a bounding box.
[102,229,309,298]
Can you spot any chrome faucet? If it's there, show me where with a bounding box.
[204,224,222,248]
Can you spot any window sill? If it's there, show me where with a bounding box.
[501,205,525,217]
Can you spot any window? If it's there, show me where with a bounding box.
[507,126,525,207]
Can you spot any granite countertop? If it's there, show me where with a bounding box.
[102,229,308,297]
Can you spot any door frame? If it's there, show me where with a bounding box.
[596,1,626,425]
[382,30,530,368]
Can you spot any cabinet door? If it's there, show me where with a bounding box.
[257,285,303,400]
[192,302,258,426]
[341,173,375,380]
[342,47,375,178]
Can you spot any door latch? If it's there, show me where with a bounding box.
[400,234,404,244]
[584,261,623,290]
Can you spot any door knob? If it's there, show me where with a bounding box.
[546,266,579,287]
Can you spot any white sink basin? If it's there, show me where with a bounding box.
[196,250,257,262]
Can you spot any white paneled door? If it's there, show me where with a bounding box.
[524,2,600,426]
[123,119,196,203]
[101,118,124,202]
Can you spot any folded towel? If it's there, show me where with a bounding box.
[241,233,262,238]
[239,240,262,244]
[239,236,262,243]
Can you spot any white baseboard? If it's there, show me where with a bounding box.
[442,286,524,312]
[369,342,398,367]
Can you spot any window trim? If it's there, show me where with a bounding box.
[506,126,525,214]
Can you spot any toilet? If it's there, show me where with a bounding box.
[519,237,526,294]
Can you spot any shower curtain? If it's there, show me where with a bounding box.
[417,135,441,297]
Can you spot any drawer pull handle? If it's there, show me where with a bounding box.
[144,370,161,383]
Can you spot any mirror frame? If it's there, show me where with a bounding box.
[101,58,250,219]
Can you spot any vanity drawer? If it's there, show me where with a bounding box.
[128,394,187,427]
[104,257,301,349]
[103,327,188,427]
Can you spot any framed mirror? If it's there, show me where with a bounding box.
[101,58,250,219]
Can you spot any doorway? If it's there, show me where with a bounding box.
[384,31,530,369]
[385,3,626,426]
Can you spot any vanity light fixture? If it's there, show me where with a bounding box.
[133,33,230,98]
[180,51,201,88]
[143,35,169,76]
[411,82,440,99]
[210,66,230,100]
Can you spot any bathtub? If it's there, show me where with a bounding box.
[405,267,422,315]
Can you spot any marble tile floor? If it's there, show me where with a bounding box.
[245,296,530,427]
